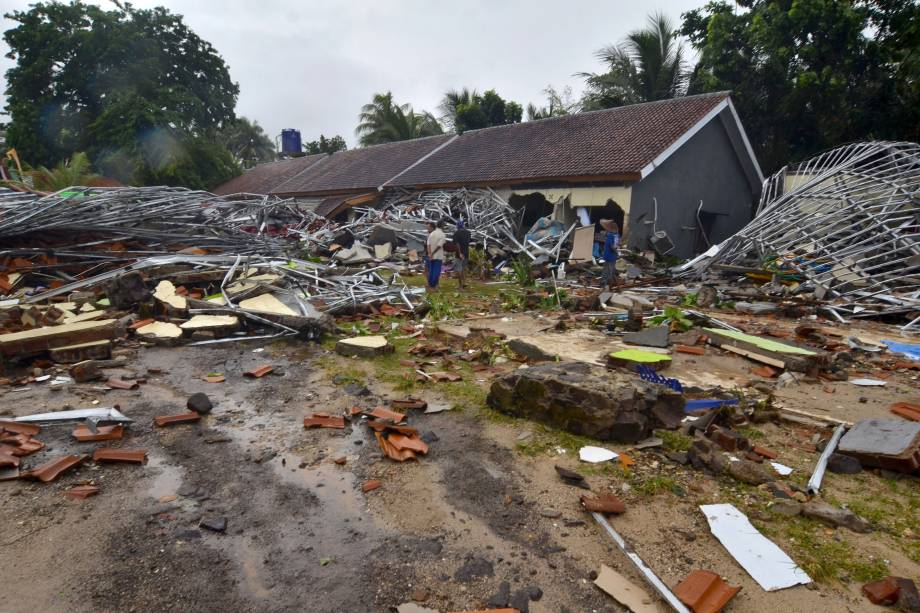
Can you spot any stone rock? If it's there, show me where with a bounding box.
[826,453,862,474]
[199,515,227,533]
[103,271,151,308]
[895,577,920,613]
[454,557,494,582]
[69,360,101,383]
[623,325,670,348]
[863,576,901,606]
[541,509,562,518]
[770,500,802,517]
[486,581,511,607]
[343,382,370,396]
[687,438,726,474]
[187,392,213,415]
[527,586,543,601]
[666,451,689,465]
[727,459,774,485]
[510,589,532,613]
[554,465,590,489]
[802,501,872,533]
[487,362,685,443]
[697,286,718,308]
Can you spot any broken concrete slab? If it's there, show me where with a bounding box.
[50,339,112,363]
[838,419,920,473]
[487,362,684,443]
[0,319,117,357]
[802,501,872,533]
[153,280,187,310]
[135,321,183,340]
[623,325,670,348]
[179,315,239,335]
[335,335,392,358]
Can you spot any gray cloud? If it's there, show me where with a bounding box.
[1,0,703,148]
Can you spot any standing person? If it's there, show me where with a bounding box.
[452,220,472,289]
[600,219,620,289]
[426,220,446,289]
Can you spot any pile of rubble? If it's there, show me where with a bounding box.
[678,141,920,329]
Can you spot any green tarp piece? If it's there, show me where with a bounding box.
[609,349,672,363]
[704,328,816,356]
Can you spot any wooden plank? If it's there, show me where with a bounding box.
[0,319,117,357]
[719,343,786,369]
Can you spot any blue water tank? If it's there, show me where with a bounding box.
[280,129,302,154]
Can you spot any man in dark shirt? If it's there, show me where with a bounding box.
[452,220,472,289]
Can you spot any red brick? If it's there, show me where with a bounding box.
[862,576,900,605]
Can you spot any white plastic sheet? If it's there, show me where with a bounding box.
[700,503,811,591]
[579,446,618,463]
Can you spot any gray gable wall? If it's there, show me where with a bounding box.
[627,108,761,258]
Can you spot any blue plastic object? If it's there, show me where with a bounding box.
[280,129,302,154]
[684,398,740,413]
[635,365,683,392]
[883,340,920,361]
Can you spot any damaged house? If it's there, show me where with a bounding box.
[215,92,764,258]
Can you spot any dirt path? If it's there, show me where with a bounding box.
[1,335,916,613]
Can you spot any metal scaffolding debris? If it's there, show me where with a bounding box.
[679,142,920,325]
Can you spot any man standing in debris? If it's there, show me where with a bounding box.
[600,219,620,288]
[426,220,446,289]
[452,219,471,289]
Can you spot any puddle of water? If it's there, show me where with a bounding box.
[226,537,273,600]
[146,453,184,500]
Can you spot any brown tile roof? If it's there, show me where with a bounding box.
[392,92,731,188]
[270,134,453,196]
[213,154,327,195]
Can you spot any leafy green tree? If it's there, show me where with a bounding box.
[304,134,347,155]
[3,1,240,188]
[526,85,581,120]
[580,12,688,110]
[221,118,275,168]
[682,0,920,172]
[355,92,443,147]
[439,88,523,132]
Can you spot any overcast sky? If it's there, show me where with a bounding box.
[1,0,706,148]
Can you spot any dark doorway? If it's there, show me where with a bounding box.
[589,199,626,235]
[509,193,555,237]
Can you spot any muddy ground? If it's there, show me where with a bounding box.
[1,309,918,613]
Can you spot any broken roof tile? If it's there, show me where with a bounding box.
[580,493,627,514]
[244,364,274,378]
[375,431,418,462]
[22,454,86,482]
[890,402,920,422]
[93,448,148,464]
[387,433,429,455]
[303,414,346,429]
[72,424,124,442]
[154,412,202,427]
[674,569,741,613]
[64,484,100,499]
[361,479,381,493]
[391,397,428,411]
[106,377,139,390]
[0,420,41,436]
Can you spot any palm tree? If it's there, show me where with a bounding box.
[222,117,275,168]
[28,152,99,191]
[579,12,688,110]
[438,87,478,131]
[355,92,443,147]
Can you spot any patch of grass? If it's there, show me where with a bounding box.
[775,518,889,583]
[737,425,765,440]
[657,429,692,452]
[633,475,679,497]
